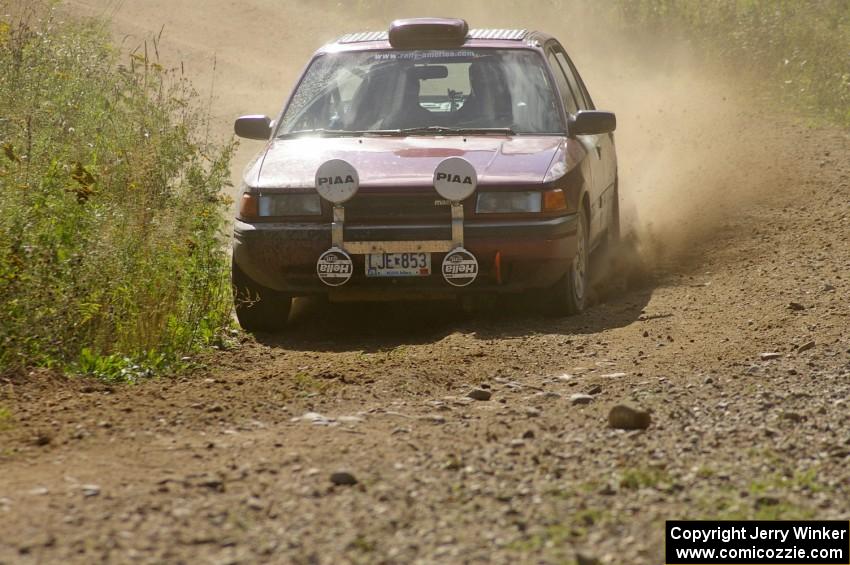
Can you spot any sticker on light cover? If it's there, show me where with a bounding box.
[442,247,478,287]
[316,248,353,287]
[315,159,359,204]
[433,157,477,202]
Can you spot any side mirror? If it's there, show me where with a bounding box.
[569,110,616,136]
[235,115,272,140]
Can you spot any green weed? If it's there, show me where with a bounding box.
[695,466,716,479]
[690,469,825,520]
[291,372,336,395]
[609,0,850,126]
[0,4,233,377]
[0,406,13,430]
[619,467,670,490]
[349,535,377,553]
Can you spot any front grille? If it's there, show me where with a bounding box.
[344,190,452,223]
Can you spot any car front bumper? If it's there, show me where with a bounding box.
[232,214,578,298]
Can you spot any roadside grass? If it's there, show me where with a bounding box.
[695,466,715,480]
[348,535,377,554]
[749,468,826,496]
[506,522,577,557]
[618,466,670,491]
[608,0,850,126]
[0,3,234,379]
[688,466,827,521]
[509,462,825,558]
[697,490,819,522]
[291,372,338,396]
[506,518,599,562]
[0,406,13,430]
[508,483,614,555]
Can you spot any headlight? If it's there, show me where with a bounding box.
[476,191,542,214]
[258,193,322,216]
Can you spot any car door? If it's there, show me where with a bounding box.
[555,48,618,241]
[546,43,604,246]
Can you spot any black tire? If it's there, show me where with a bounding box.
[589,182,624,301]
[546,206,590,316]
[232,260,291,332]
[608,180,621,248]
[594,181,620,258]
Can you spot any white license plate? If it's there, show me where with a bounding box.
[366,252,431,277]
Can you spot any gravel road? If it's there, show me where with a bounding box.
[2,2,849,564]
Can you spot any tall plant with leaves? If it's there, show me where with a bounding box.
[0,5,234,378]
[610,0,850,123]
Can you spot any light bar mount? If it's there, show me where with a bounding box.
[316,157,479,287]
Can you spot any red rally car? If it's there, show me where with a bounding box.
[232,18,618,331]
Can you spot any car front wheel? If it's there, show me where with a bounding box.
[232,260,292,332]
[546,207,589,316]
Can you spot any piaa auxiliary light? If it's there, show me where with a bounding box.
[313,157,479,288]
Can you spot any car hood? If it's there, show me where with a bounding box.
[248,136,573,190]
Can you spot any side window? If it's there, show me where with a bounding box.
[555,52,588,110]
[557,51,596,110]
[547,51,578,115]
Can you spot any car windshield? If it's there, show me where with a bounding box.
[277,49,563,136]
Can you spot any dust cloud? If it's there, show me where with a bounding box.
[63,0,792,265]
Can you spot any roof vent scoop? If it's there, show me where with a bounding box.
[388,18,469,48]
